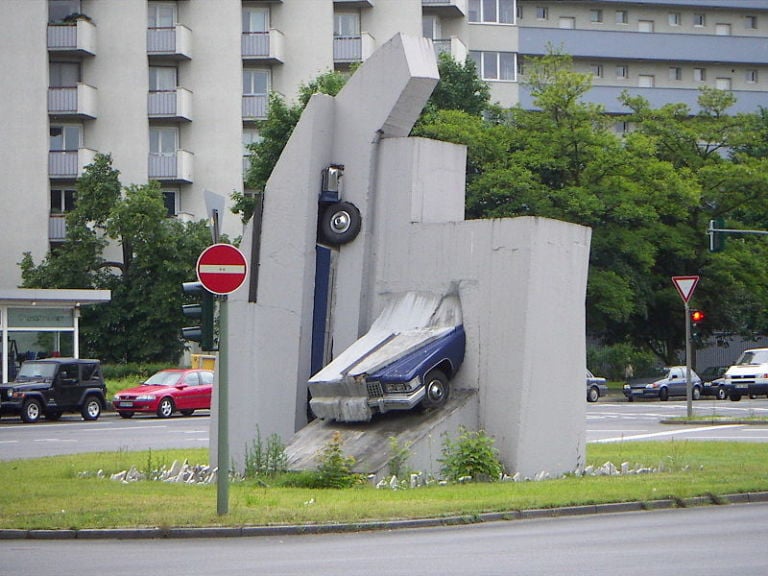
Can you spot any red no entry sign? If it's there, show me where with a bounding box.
[196,243,248,295]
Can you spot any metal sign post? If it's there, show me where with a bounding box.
[672,276,699,418]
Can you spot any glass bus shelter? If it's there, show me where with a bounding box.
[0,288,110,383]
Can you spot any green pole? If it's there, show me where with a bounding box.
[685,301,693,418]
[217,296,229,515]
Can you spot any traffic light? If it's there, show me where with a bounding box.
[708,218,726,252]
[690,309,705,325]
[181,281,215,351]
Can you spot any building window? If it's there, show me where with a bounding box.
[470,51,516,81]
[243,6,269,33]
[516,4,523,20]
[49,62,80,87]
[148,2,176,28]
[50,189,76,213]
[744,15,758,30]
[149,66,177,92]
[616,10,628,25]
[693,68,706,82]
[243,69,269,96]
[48,0,81,23]
[559,17,575,29]
[693,13,705,27]
[536,7,548,21]
[423,14,440,40]
[668,67,682,81]
[668,12,681,27]
[149,126,178,156]
[590,64,603,78]
[715,23,731,36]
[716,78,732,91]
[638,20,654,33]
[162,190,178,216]
[49,125,81,151]
[334,11,360,36]
[616,65,628,79]
[470,0,517,24]
[746,69,758,84]
[638,75,655,88]
[590,9,603,23]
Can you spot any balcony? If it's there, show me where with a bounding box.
[333,0,374,7]
[49,214,67,242]
[242,94,268,121]
[48,84,97,120]
[333,33,375,64]
[47,19,96,56]
[48,148,97,180]
[432,37,467,62]
[148,150,194,183]
[147,25,192,60]
[242,29,285,63]
[148,88,193,121]
[421,0,466,18]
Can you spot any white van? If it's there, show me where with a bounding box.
[723,348,768,401]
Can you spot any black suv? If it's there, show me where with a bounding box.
[0,358,106,423]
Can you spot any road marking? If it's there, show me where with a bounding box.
[591,424,742,443]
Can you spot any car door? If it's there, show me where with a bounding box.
[53,362,80,409]
[197,370,213,410]
[173,371,200,410]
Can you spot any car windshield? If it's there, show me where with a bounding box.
[143,371,182,386]
[736,350,768,365]
[14,362,57,382]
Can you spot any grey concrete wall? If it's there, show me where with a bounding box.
[219,34,591,478]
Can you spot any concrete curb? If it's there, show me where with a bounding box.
[3,492,768,540]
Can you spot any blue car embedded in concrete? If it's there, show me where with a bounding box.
[309,292,465,422]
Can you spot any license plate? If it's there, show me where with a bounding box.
[736,384,748,389]
[117,401,133,407]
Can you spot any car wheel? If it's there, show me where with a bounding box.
[156,397,175,418]
[118,411,134,419]
[318,201,362,246]
[587,387,600,403]
[716,387,727,400]
[81,396,102,421]
[749,394,757,399]
[21,398,43,423]
[626,395,634,402]
[730,393,741,401]
[692,386,701,401]
[421,369,450,410]
[659,387,669,401]
[45,410,62,421]
[180,410,194,416]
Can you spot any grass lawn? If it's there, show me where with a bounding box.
[1,441,767,531]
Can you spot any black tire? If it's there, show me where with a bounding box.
[730,393,741,401]
[180,409,195,416]
[659,387,669,401]
[692,386,701,401]
[749,394,757,399]
[156,397,175,419]
[587,387,600,403]
[81,396,102,421]
[21,398,43,423]
[421,369,450,410]
[626,395,634,402]
[318,201,362,246]
[716,386,727,400]
[45,410,62,421]
[118,411,134,419]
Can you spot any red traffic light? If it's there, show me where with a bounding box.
[690,310,705,324]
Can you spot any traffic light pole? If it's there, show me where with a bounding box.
[217,295,229,515]
[684,302,693,418]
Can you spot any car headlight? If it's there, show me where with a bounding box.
[136,394,156,401]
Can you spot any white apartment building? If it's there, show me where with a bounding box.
[1,0,766,291]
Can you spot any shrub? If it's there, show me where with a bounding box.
[439,427,503,482]
[315,431,359,488]
[243,429,287,479]
[387,436,413,478]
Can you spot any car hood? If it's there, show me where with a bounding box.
[115,385,176,397]
[0,380,50,392]
[726,365,768,376]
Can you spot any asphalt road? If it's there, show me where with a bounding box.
[3,504,767,576]
[3,398,768,460]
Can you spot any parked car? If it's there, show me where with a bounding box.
[0,358,106,423]
[724,348,768,401]
[586,370,608,402]
[112,368,214,418]
[700,365,729,400]
[623,366,702,401]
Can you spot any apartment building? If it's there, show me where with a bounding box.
[1,0,766,290]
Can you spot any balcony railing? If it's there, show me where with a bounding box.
[148,150,194,183]
[421,0,467,17]
[147,25,192,59]
[241,29,285,62]
[242,94,268,120]
[48,84,97,119]
[48,148,97,179]
[47,19,96,55]
[333,33,375,64]
[148,88,193,121]
[49,214,67,242]
[432,37,467,62]
[333,0,374,7]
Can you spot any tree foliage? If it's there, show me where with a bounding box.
[20,153,211,363]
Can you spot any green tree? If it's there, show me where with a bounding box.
[20,153,211,363]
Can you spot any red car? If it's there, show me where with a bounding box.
[112,369,214,418]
